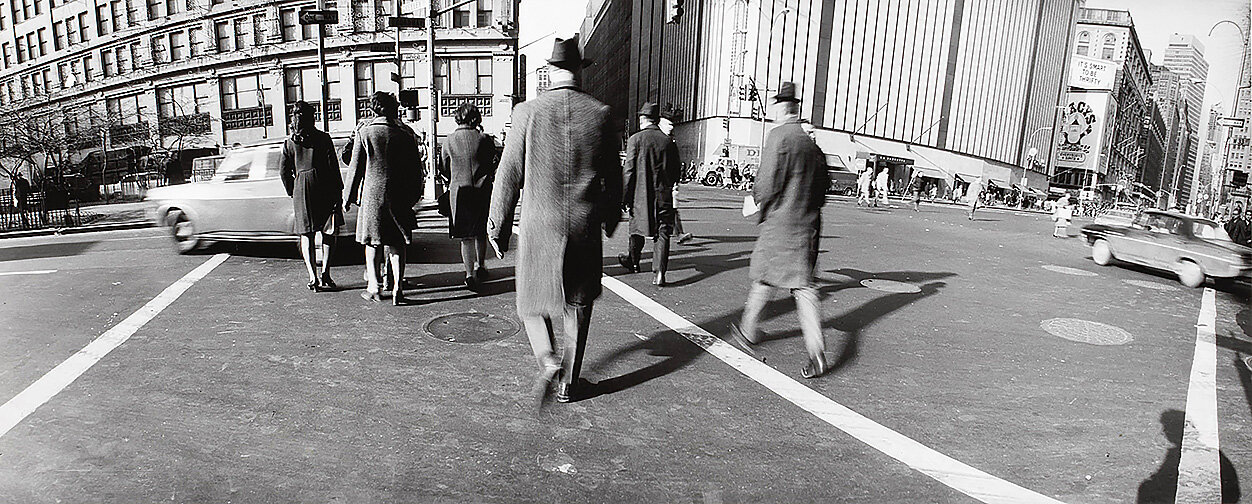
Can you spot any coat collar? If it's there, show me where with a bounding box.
[455,125,477,132]
[548,80,583,92]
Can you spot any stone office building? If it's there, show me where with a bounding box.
[0,0,520,179]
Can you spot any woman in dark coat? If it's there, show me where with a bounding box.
[281,101,344,292]
[438,103,498,289]
[346,92,420,304]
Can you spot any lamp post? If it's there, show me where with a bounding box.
[756,7,791,158]
[1208,19,1248,209]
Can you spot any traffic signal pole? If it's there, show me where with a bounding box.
[316,0,330,132]
[427,0,437,201]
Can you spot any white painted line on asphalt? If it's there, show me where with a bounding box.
[1176,288,1221,503]
[600,275,1065,504]
[0,269,56,276]
[0,253,229,439]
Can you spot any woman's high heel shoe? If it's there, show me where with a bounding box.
[319,273,336,290]
[360,290,382,303]
[306,279,318,291]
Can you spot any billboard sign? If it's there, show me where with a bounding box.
[1069,55,1116,91]
[1054,92,1110,174]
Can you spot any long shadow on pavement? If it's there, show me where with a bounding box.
[0,240,95,261]
[1135,409,1241,503]
[585,269,955,398]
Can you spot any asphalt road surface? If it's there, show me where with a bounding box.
[1,186,1248,503]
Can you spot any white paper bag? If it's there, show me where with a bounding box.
[742,195,759,217]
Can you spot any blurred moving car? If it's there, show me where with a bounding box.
[1092,202,1139,226]
[146,138,359,254]
[1081,209,1252,288]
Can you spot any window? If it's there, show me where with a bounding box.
[214,20,229,51]
[66,18,77,44]
[0,4,7,30]
[354,61,376,101]
[70,58,81,83]
[57,62,67,88]
[125,0,138,26]
[40,68,49,92]
[188,26,203,55]
[452,0,469,27]
[106,93,144,124]
[30,0,37,16]
[8,1,17,24]
[157,81,207,117]
[129,42,140,70]
[285,66,338,104]
[96,4,109,35]
[146,0,161,19]
[15,36,25,63]
[435,57,492,94]
[211,0,223,5]
[1076,31,1089,57]
[169,30,185,60]
[220,73,261,110]
[25,33,35,61]
[1,43,10,68]
[53,21,64,50]
[20,0,29,20]
[476,0,490,26]
[279,8,297,41]
[19,75,28,98]
[78,12,90,41]
[102,48,116,76]
[232,17,246,50]
[1102,34,1116,60]
[252,14,264,45]
[150,34,165,63]
[81,54,93,81]
[164,0,178,15]
[110,0,123,31]
[115,45,130,74]
[36,27,46,56]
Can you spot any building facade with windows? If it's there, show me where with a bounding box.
[0,0,519,181]
[582,0,1080,196]
[1162,33,1209,208]
[1148,63,1191,207]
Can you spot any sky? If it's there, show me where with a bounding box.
[1087,0,1248,126]
[516,0,588,98]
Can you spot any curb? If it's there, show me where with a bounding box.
[0,220,154,239]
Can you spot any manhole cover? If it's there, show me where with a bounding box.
[1040,318,1133,346]
[860,279,922,293]
[1042,265,1098,277]
[1123,279,1179,291]
[424,312,520,343]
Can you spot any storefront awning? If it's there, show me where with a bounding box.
[824,154,848,170]
[852,136,916,165]
[911,165,948,179]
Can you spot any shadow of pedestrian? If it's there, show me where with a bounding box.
[579,331,705,401]
[0,240,95,261]
[1136,409,1241,503]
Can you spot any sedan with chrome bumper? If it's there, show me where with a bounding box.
[1081,209,1252,288]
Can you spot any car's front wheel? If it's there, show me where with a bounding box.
[1091,240,1114,266]
[1176,260,1205,288]
[166,209,200,254]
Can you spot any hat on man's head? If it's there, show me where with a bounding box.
[638,102,659,120]
[772,81,801,103]
[547,36,593,70]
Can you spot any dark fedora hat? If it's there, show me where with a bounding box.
[772,81,801,103]
[638,102,659,119]
[547,35,593,70]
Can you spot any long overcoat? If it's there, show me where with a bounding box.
[347,117,420,246]
[488,82,622,316]
[624,125,680,237]
[281,129,344,234]
[749,118,829,289]
[439,125,498,238]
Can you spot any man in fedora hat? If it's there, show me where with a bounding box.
[488,35,622,405]
[618,102,681,286]
[727,81,833,379]
[658,111,694,244]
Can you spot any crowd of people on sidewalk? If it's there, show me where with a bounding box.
[276,37,831,406]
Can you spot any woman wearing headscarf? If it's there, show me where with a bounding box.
[346,92,420,304]
[438,103,498,290]
[281,100,344,292]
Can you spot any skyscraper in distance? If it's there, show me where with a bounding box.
[1162,33,1210,207]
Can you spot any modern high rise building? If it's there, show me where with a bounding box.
[1162,33,1209,207]
[0,0,520,189]
[581,0,1081,197]
[1149,63,1190,207]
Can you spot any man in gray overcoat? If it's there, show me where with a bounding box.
[728,82,832,379]
[488,37,622,405]
[618,102,681,286]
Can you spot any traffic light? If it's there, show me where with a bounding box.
[666,0,684,24]
[722,117,730,130]
[398,89,419,108]
[737,85,746,101]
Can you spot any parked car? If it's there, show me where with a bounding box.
[826,169,858,196]
[146,138,360,254]
[1081,209,1252,288]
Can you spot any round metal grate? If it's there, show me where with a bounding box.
[423,312,520,344]
[1041,265,1098,277]
[860,279,922,294]
[1040,318,1133,346]
[1122,279,1179,291]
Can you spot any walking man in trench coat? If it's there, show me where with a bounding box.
[488,36,622,405]
[727,82,832,379]
[618,102,681,286]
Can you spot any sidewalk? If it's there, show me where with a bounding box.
[0,201,152,239]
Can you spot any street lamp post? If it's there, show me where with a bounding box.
[756,7,791,157]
